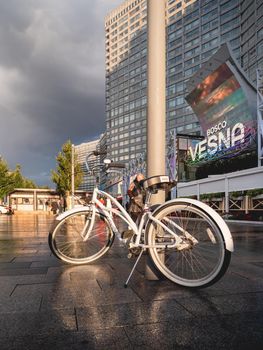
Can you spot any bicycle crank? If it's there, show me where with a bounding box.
[127,246,141,258]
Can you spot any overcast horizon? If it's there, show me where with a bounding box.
[0,0,124,187]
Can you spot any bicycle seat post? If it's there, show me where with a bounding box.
[144,191,152,210]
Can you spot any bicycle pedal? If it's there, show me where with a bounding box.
[128,247,141,257]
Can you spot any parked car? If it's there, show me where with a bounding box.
[0,205,14,215]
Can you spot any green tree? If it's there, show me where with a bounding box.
[0,159,37,200]
[10,165,37,189]
[0,158,14,199]
[51,140,83,197]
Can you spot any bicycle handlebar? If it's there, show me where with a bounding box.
[93,151,107,156]
[85,151,126,182]
[107,162,126,169]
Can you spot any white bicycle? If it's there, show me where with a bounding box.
[48,152,234,288]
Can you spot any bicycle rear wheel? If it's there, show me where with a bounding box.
[146,201,231,288]
[49,210,114,264]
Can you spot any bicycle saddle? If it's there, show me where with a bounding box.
[142,175,176,193]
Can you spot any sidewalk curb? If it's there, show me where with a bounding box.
[225,219,263,225]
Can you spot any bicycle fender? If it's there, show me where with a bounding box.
[152,198,234,252]
[55,206,102,222]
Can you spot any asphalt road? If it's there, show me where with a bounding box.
[0,213,262,349]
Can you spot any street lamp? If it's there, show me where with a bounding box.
[71,143,75,209]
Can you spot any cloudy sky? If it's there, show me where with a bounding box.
[0,0,124,186]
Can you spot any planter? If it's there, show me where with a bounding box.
[252,194,263,199]
[230,196,243,201]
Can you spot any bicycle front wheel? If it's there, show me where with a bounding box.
[146,201,231,288]
[49,211,114,264]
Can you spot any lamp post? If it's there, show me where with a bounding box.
[146,0,166,280]
[147,0,166,204]
[71,143,75,209]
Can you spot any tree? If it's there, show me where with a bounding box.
[0,158,13,199]
[51,140,83,197]
[10,164,37,189]
[0,158,37,200]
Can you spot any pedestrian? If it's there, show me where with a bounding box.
[51,201,59,215]
[45,200,49,212]
[58,199,63,213]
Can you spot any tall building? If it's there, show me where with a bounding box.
[105,0,263,170]
[105,0,148,167]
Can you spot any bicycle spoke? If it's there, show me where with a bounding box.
[50,212,112,263]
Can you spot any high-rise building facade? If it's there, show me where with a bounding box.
[105,0,148,166]
[105,0,263,168]
[240,0,263,82]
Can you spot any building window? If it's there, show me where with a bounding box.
[184,65,200,77]
[184,37,199,49]
[221,28,240,42]
[168,54,182,66]
[202,28,218,41]
[201,8,217,24]
[185,28,199,41]
[167,81,184,96]
[168,95,185,109]
[185,46,200,58]
[220,0,239,13]
[220,7,239,24]
[202,37,218,50]
[184,18,199,31]
[185,55,200,67]
[257,41,263,57]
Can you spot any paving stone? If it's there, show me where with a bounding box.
[0,274,47,285]
[0,256,15,263]
[0,310,76,338]
[76,299,191,331]
[13,254,55,263]
[229,262,263,282]
[175,292,263,317]
[30,260,64,268]
[124,311,263,349]
[0,280,16,297]
[0,328,132,350]
[0,262,31,269]
[0,267,48,276]
[129,278,199,302]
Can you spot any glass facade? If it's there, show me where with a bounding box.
[105,0,148,170]
[75,138,101,192]
[105,0,263,179]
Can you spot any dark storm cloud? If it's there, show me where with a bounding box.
[0,0,123,185]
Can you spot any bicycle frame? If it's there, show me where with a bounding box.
[82,186,187,249]
[86,187,138,240]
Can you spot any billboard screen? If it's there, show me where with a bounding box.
[185,62,257,167]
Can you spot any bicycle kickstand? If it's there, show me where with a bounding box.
[124,248,145,288]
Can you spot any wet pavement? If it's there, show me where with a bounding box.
[0,213,263,349]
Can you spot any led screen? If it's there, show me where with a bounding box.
[185,62,257,166]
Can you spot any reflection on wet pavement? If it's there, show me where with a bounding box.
[0,213,262,349]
